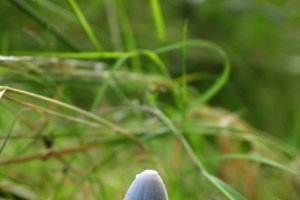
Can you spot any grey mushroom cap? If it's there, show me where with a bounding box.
[124,169,169,200]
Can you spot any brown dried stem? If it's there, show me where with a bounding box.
[0,86,145,151]
[0,144,100,166]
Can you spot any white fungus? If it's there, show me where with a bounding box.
[124,169,168,200]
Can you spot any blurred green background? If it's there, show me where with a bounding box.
[2,0,300,143]
[1,0,300,199]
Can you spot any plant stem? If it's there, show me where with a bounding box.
[0,85,145,151]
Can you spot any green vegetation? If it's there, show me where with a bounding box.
[0,0,300,199]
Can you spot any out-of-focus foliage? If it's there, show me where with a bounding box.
[1,0,300,199]
[1,0,300,141]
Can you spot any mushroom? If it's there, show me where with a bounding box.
[124,169,169,200]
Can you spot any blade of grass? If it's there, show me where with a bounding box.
[104,0,124,51]
[3,95,101,129]
[154,107,205,170]
[32,0,77,24]
[89,52,133,112]
[155,39,231,109]
[214,153,300,176]
[89,49,170,112]
[180,20,188,128]
[13,51,125,59]
[150,0,166,42]
[203,172,247,200]
[68,0,101,50]
[186,124,299,157]
[115,0,141,71]
[151,107,247,200]
[8,0,80,51]
[0,86,144,150]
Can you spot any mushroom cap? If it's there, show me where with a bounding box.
[124,169,168,200]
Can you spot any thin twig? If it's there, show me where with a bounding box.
[0,108,30,154]
[0,144,99,166]
[3,95,101,129]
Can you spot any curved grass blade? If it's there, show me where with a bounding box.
[180,20,188,127]
[203,172,247,200]
[152,107,247,200]
[115,0,141,71]
[214,153,300,176]
[68,0,101,50]
[155,39,231,109]
[90,49,170,112]
[150,0,166,42]
[14,51,125,59]
[33,0,77,24]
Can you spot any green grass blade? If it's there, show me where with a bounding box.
[33,0,77,23]
[180,20,188,127]
[115,0,141,71]
[115,0,135,50]
[156,39,230,109]
[68,0,101,50]
[90,49,169,112]
[104,0,124,51]
[8,0,80,51]
[153,107,205,170]
[150,0,166,41]
[138,50,170,77]
[90,52,131,112]
[152,107,247,199]
[204,172,247,200]
[14,51,125,59]
[215,153,300,176]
